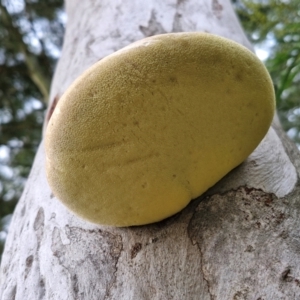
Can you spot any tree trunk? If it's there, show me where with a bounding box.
[1,0,300,299]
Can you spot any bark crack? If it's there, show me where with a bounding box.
[194,240,214,300]
[187,198,215,300]
[51,226,123,300]
[139,10,166,37]
[172,0,187,32]
[104,233,123,300]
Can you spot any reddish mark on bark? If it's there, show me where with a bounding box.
[244,186,255,195]
[212,0,223,18]
[264,195,273,207]
[243,186,264,196]
[131,242,142,259]
[276,213,286,224]
[46,94,60,123]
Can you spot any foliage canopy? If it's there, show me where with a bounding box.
[0,0,64,256]
[234,0,300,143]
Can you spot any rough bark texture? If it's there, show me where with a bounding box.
[1,0,300,299]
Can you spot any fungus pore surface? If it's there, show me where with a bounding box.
[45,32,275,226]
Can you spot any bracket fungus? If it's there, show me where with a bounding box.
[45,32,275,226]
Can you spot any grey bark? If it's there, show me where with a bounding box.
[1,0,300,299]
